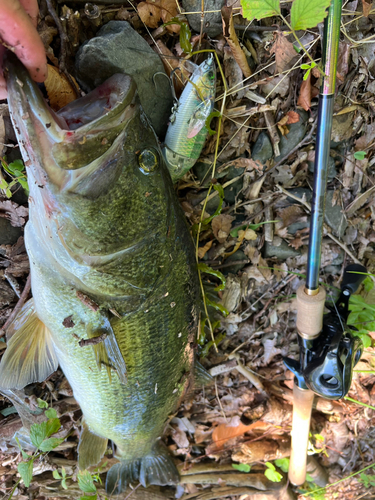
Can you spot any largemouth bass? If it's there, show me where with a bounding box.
[0,54,202,494]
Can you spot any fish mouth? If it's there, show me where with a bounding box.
[5,52,138,187]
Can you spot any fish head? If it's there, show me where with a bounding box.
[5,53,175,258]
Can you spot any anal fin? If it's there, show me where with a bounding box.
[78,419,108,470]
[0,299,58,390]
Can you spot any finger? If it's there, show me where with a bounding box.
[0,45,6,99]
[0,0,47,83]
[18,0,39,28]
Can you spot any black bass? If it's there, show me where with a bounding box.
[0,54,201,494]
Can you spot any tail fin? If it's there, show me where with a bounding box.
[105,442,179,495]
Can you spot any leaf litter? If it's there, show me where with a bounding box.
[1,1,375,500]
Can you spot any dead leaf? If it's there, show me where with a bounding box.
[270,32,297,73]
[198,240,213,259]
[222,6,252,78]
[297,72,312,111]
[212,214,235,243]
[0,200,28,227]
[138,0,180,33]
[45,65,78,111]
[362,0,372,16]
[276,115,290,136]
[286,110,300,124]
[277,205,304,227]
[212,416,253,450]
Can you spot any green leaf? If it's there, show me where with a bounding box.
[314,434,325,441]
[30,418,61,449]
[163,18,192,53]
[291,0,331,30]
[78,470,97,493]
[18,460,34,487]
[30,422,48,449]
[62,479,68,490]
[45,408,57,419]
[232,463,251,472]
[7,159,25,174]
[79,495,97,500]
[306,473,314,482]
[264,467,283,482]
[37,398,49,409]
[61,467,67,478]
[39,437,64,452]
[197,263,226,291]
[241,0,280,21]
[274,458,289,473]
[53,470,62,480]
[46,417,61,437]
[354,151,366,160]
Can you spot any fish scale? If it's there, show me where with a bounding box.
[0,54,202,495]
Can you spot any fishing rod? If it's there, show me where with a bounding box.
[283,0,366,486]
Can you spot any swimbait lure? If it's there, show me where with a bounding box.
[163,55,216,182]
[0,54,203,495]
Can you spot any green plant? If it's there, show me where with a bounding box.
[347,277,375,348]
[264,461,283,482]
[354,151,367,160]
[358,472,375,488]
[240,0,331,76]
[0,158,29,198]
[232,463,251,472]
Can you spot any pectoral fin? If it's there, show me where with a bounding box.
[0,299,58,390]
[78,419,108,470]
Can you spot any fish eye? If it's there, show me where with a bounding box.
[137,148,159,174]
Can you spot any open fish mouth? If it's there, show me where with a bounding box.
[5,52,139,190]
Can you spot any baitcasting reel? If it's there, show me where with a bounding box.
[284,264,367,400]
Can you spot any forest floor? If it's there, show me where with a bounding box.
[1,0,375,499]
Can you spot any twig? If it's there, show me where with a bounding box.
[45,0,80,97]
[0,274,31,338]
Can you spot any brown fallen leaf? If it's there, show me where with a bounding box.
[276,115,290,136]
[297,72,312,111]
[45,65,78,111]
[222,6,252,78]
[138,0,180,33]
[198,240,213,259]
[362,0,372,17]
[277,205,304,228]
[286,110,300,124]
[212,214,235,243]
[270,32,297,73]
[0,200,28,227]
[153,40,190,94]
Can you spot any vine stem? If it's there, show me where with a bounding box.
[279,13,326,78]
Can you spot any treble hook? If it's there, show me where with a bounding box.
[153,72,178,105]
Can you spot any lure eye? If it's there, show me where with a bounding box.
[137,148,159,174]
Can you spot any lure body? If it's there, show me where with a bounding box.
[163,56,216,181]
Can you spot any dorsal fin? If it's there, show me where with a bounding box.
[0,299,58,390]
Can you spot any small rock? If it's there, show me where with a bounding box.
[75,21,173,137]
[0,218,23,246]
[274,110,308,162]
[223,250,248,274]
[264,240,300,259]
[252,132,273,165]
[324,190,348,238]
[182,0,225,37]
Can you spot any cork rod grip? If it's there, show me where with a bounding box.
[288,384,315,486]
[296,285,326,339]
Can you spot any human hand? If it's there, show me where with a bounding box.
[0,0,47,99]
